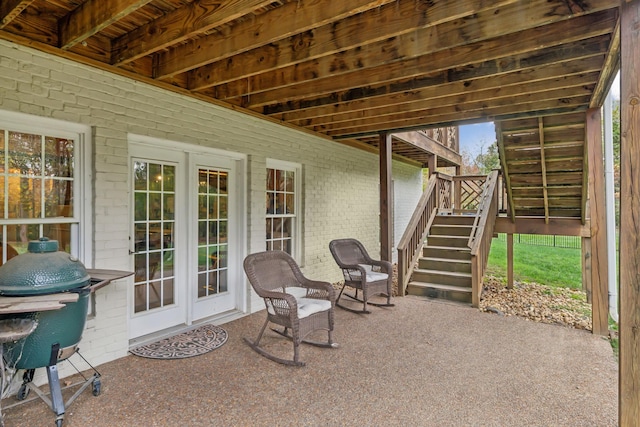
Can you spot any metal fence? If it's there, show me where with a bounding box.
[495,233,581,249]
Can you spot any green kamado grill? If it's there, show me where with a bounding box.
[0,237,99,427]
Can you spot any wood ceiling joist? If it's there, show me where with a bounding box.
[233,8,616,108]
[266,52,606,127]
[59,0,153,50]
[154,0,403,79]
[216,26,609,104]
[0,0,34,29]
[295,73,598,129]
[263,47,609,123]
[314,85,593,135]
[324,93,592,139]
[186,0,522,91]
[111,0,278,66]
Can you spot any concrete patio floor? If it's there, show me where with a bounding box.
[1,296,618,426]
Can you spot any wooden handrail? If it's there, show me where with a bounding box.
[469,170,500,307]
[397,173,452,295]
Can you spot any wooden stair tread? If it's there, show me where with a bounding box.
[423,245,471,251]
[408,282,473,292]
[420,256,471,264]
[413,268,471,278]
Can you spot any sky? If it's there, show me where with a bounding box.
[459,122,496,158]
[459,71,621,159]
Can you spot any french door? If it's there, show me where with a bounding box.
[190,154,238,321]
[129,141,242,339]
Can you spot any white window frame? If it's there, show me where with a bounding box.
[0,110,93,265]
[266,159,302,263]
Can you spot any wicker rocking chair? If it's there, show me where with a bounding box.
[329,239,395,314]
[243,250,338,366]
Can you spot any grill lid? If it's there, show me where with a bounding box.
[0,238,90,296]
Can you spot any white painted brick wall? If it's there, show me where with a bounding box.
[0,39,422,370]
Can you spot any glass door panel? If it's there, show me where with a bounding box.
[191,154,237,322]
[197,168,228,298]
[133,160,176,313]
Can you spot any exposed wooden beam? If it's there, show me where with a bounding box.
[261,20,612,117]
[221,9,615,105]
[0,0,34,29]
[619,0,640,424]
[590,17,621,108]
[112,0,276,65]
[187,0,522,90]
[317,86,593,135]
[494,217,590,236]
[538,118,550,223]
[59,0,152,50]
[153,0,398,78]
[392,132,462,166]
[324,94,592,138]
[300,75,597,129]
[273,67,600,130]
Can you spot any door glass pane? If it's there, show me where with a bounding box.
[197,168,229,298]
[133,161,176,313]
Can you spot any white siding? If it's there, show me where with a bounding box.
[0,39,422,370]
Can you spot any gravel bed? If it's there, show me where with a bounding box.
[480,275,593,331]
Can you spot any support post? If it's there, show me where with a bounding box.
[506,233,514,289]
[581,237,592,303]
[619,1,640,423]
[586,107,609,336]
[427,154,438,176]
[379,132,393,262]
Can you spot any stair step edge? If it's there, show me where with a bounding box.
[420,257,472,264]
[413,268,472,277]
[423,245,471,251]
[408,282,473,293]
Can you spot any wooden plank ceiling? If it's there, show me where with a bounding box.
[0,0,620,168]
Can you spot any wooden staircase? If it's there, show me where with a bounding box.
[407,213,475,304]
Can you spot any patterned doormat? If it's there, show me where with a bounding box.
[129,324,228,360]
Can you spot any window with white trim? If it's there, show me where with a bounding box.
[266,160,301,259]
[0,111,90,264]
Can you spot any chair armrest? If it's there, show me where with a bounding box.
[297,280,336,303]
[368,259,393,274]
[261,290,299,317]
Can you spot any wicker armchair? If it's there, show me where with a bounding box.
[243,250,338,366]
[329,238,394,313]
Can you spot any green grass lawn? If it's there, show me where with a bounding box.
[486,235,583,289]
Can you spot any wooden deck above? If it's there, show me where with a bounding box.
[0,0,620,166]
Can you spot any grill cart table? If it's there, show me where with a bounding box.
[0,243,132,427]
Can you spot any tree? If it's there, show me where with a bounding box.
[473,140,500,174]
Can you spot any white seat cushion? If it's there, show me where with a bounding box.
[296,297,332,318]
[346,264,388,282]
[266,290,331,318]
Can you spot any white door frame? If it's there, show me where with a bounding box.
[128,134,247,339]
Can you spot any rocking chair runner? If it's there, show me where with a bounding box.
[329,239,395,313]
[243,250,338,366]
